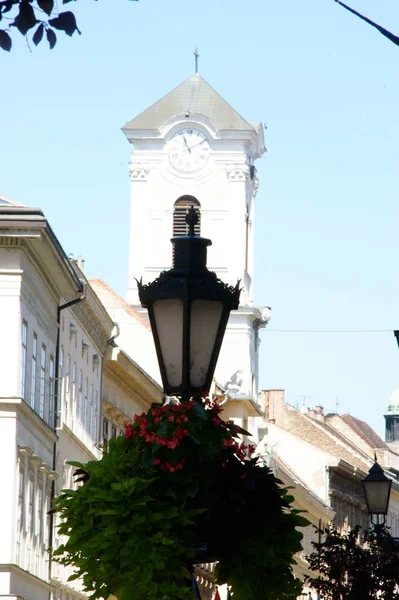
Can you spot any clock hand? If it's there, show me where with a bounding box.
[189,139,206,151]
[183,139,206,152]
[182,135,191,153]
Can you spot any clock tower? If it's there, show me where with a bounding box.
[122,73,269,415]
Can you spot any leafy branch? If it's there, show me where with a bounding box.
[0,0,137,51]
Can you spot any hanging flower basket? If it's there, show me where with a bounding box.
[52,397,308,600]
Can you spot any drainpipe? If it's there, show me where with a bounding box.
[325,465,330,506]
[48,288,86,586]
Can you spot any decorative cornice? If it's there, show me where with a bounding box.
[30,455,44,467]
[0,237,22,247]
[226,164,250,182]
[103,399,130,426]
[18,445,33,458]
[70,300,110,354]
[129,164,150,182]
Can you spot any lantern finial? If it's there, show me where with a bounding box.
[186,205,198,237]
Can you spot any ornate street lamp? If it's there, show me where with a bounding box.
[362,460,392,527]
[138,207,240,398]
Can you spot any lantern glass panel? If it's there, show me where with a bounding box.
[189,299,224,388]
[363,480,391,515]
[153,299,184,388]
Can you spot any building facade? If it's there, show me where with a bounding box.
[0,198,86,600]
[0,197,164,600]
[257,389,399,595]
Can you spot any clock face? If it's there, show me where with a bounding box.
[168,129,210,172]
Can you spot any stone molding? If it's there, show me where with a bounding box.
[129,164,150,182]
[226,164,250,182]
[70,300,110,354]
[18,445,57,477]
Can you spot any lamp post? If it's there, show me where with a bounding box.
[362,459,392,534]
[138,206,240,399]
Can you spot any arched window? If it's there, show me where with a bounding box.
[173,196,201,236]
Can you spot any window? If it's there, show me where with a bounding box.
[59,345,64,400]
[49,356,55,426]
[103,419,109,451]
[17,467,24,532]
[21,321,28,400]
[37,487,43,540]
[173,196,201,237]
[72,362,77,406]
[78,371,83,421]
[66,354,71,393]
[31,333,37,409]
[112,425,117,441]
[84,377,89,428]
[39,345,46,419]
[46,487,52,547]
[16,466,24,564]
[89,384,94,436]
[28,474,34,534]
[94,390,99,442]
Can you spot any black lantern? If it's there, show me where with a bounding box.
[138,207,240,398]
[362,460,392,523]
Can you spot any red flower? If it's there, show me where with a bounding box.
[152,457,161,465]
[168,415,175,423]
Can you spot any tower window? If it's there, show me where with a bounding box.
[173,196,201,237]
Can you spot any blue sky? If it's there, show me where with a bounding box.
[1,0,398,436]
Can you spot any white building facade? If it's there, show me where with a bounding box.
[0,198,114,600]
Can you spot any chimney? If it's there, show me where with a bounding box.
[307,405,325,422]
[76,256,85,272]
[259,389,285,426]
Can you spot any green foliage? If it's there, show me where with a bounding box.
[52,397,307,600]
[306,524,399,600]
[0,0,137,51]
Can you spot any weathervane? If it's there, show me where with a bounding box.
[193,46,199,74]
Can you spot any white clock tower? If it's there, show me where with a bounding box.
[122,72,269,414]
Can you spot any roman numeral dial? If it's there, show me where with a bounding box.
[168,128,210,172]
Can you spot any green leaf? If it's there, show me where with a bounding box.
[12,2,37,35]
[32,23,44,45]
[294,515,311,527]
[149,513,164,522]
[192,401,207,421]
[46,27,56,48]
[37,0,54,16]
[48,11,80,36]
[0,29,11,51]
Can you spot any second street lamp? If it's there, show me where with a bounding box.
[138,206,240,398]
[362,460,392,529]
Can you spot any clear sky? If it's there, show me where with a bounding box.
[1,0,398,436]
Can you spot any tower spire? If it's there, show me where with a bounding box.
[193,46,199,74]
